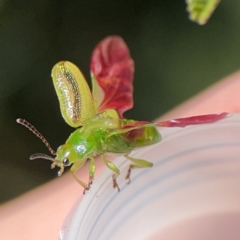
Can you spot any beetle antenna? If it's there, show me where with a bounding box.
[16,118,56,155]
[30,153,64,176]
[30,153,55,161]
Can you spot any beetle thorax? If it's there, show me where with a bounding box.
[65,129,98,160]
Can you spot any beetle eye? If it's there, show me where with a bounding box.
[63,158,69,166]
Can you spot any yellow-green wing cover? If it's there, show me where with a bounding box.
[52,61,97,128]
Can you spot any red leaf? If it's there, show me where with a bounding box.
[156,112,229,127]
[91,36,134,117]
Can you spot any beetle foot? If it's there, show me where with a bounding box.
[88,176,94,186]
[125,166,132,184]
[83,186,90,195]
[113,178,120,192]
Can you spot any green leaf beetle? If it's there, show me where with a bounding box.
[17,36,228,192]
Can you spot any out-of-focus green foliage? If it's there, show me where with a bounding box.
[186,0,220,25]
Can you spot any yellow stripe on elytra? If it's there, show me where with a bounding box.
[61,65,81,124]
[52,61,97,127]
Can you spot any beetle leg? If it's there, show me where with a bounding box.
[70,159,89,194]
[88,157,96,186]
[112,173,120,192]
[101,155,120,191]
[124,155,153,184]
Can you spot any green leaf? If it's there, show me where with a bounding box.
[186,0,221,25]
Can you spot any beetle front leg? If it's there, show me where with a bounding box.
[70,159,92,194]
[101,155,120,191]
[124,155,153,184]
